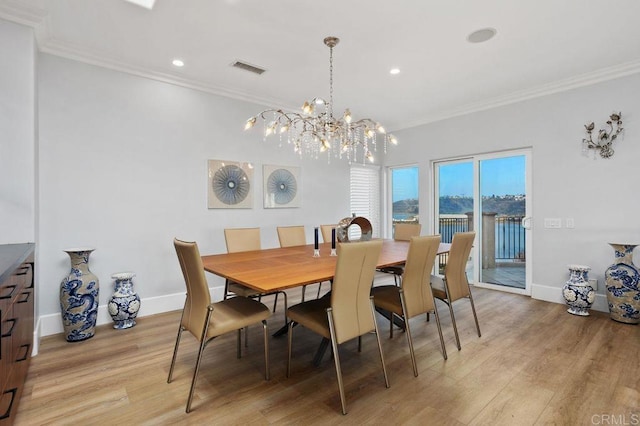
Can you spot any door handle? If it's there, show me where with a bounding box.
[521,217,532,230]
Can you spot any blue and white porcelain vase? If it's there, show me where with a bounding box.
[562,264,595,316]
[60,248,99,342]
[108,272,141,329]
[604,244,640,324]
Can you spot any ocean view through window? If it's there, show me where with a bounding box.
[391,166,419,229]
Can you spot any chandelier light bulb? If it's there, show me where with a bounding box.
[265,121,277,136]
[279,124,289,133]
[302,101,314,114]
[343,109,352,124]
[365,128,374,138]
[244,117,256,130]
[389,135,398,145]
[376,123,386,134]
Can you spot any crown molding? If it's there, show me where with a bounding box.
[397,59,640,131]
[0,0,46,27]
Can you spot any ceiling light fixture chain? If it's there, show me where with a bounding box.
[244,36,397,163]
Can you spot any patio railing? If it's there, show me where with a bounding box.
[392,214,525,272]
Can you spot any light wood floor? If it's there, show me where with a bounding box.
[15,283,640,425]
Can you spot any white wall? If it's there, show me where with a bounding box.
[384,73,640,307]
[37,54,350,336]
[0,18,35,243]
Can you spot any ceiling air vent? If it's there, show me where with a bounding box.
[231,60,266,75]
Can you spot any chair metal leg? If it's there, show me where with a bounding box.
[272,292,278,312]
[168,303,188,383]
[286,320,295,378]
[468,290,482,337]
[432,305,448,360]
[245,326,248,348]
[186,337,208,413]
[443,278,461,350]
[237,329,242,358]
[279,291,288,328]
[186,307,214,413]
[389,314,393,339]
[167,325,184,383]
[301,285,306,302]
[447,300,461,351]
[262,320,270,380]
[358,336,362,352]
[327,308,347,415]
[399,290,418,377]
[316,282,323,298]
[370,298,390,389]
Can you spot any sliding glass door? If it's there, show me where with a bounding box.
[434,149,532,295]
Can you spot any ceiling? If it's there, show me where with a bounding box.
[2,0,640,131]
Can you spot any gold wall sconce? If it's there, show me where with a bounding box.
[582,112,624,158]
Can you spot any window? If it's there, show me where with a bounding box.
[349,164,380,238]
[390,166,419,235]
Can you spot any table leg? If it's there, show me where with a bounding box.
[375,307,406,330]
[273,321,297,337]
[313,338,330,366]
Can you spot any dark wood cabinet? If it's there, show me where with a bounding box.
[0,244,34,425]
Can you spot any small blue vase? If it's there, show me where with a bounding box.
[60,248,99,342]
[108,272,141,329]
[562,264,595,316]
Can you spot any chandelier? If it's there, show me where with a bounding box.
[244,36,397,163]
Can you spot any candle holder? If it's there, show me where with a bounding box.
[330,227,337,256]
[313,226,320,257]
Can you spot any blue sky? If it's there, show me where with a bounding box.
[392,167,419,202]
[438,156,525,197]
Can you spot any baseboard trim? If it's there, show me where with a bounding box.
[531,282,608,313]
[35,287,225,344]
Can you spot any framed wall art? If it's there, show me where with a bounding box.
[207,159,253,209]
[263,164,301,208]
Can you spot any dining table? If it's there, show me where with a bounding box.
[201,240,450,293]
[201,239,451,363]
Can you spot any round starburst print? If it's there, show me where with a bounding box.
[267,168,297,205]
[212,165,251,205]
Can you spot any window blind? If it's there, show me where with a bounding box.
[349,164,380,239]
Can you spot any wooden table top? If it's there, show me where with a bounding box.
[201,240,450,293]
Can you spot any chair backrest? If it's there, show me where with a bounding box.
[173,238,211,341]
[330,240,383,344]
[277,226,307,248]
[444,232,475,301]
[401,235,441,319]
[320,224,336,243]
[224,227,261,253]
[394,223,422,241]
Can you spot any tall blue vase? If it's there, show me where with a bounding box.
[60,248,99,341]
[604,243,640,324]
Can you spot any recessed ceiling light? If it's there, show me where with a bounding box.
[467,28,497,43]
[172,59,184,67]
[390,68,401,75]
